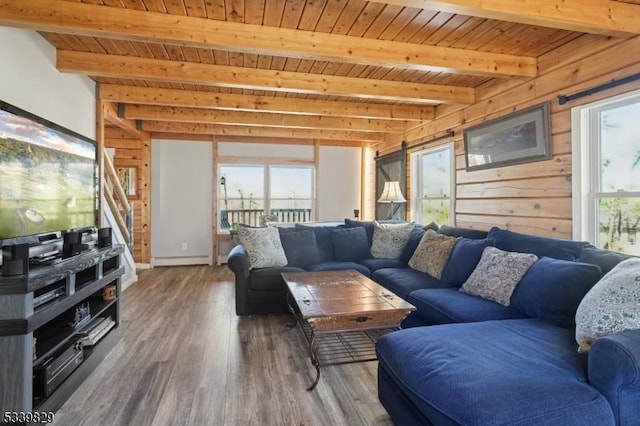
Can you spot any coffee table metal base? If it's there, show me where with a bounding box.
[287,294,395,390]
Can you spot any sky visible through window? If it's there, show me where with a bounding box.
[420,149,450,197]
[600,101,640,192]
[219,165,314,228]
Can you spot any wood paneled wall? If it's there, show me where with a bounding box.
[104,137,151,264]
[378,34,640,238]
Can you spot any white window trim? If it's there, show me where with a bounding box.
[571,88,640,243]
[217,163,316,231]
[410,143,455,225]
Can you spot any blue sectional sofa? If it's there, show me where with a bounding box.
[376,227,640,426]
[227,220,640,425]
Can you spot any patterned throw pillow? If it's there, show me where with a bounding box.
[408,229,458,278]
[460,246,538,306]
[238,225,287,269]
[575,258,640,353]
[370,222,415,259]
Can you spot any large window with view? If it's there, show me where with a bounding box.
[573,90,640,256]
[219,164,314,230]
[411,144,454,226]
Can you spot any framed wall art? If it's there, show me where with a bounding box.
[464,102,551,171]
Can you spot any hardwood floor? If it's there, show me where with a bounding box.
[51,265,393,426]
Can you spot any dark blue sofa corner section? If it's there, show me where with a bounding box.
[371,226,640,426]
[377,320,618,426]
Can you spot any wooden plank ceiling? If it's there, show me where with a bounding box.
[1,0,639,145]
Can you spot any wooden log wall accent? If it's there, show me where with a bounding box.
[104,136,151,264]
[377,33,640,238]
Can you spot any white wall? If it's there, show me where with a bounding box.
[151,139,213,265]
[318,146,361,221]
[218,142,313,159]
[0,28,96,139]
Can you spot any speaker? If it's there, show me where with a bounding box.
[2,243,30,276]
[62,231,82,259]
[97,227,112,248]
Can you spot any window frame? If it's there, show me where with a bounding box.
[410,143,455,225]
[572,89,640,248]
[217,162,316,231]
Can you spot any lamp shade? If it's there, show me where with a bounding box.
[378,181,406,203]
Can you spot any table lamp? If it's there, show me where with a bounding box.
[378,181,406,220]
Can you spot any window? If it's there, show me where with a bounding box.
[573,90,640,255]
[219,164,314,230]
[411,144,454,225]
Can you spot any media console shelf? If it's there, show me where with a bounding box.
[0,245,124,416]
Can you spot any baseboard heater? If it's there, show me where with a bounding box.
[151,256,212,267]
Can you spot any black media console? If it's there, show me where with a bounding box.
[0,245,124,417]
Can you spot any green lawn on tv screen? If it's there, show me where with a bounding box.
[0,137,95,240]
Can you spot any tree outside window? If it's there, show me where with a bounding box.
[596,101,640,255]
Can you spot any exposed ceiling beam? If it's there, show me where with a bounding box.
[58,51,476,104]
[98,84,434,121]
[213,136,365,147]
[148,134,365,147]
[121,105,409,133]
[0,0,536,78]
[369,0,640,38]
[140,121,385,142]
[102,102,149,140]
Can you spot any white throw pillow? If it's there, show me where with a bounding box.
[460,246,538,306]
[370,222,415,259]
[575,257,640,353]
[238,226,287,269]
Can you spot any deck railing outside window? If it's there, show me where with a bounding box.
[220,208,312,230]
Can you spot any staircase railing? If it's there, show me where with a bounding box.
[103,148,132,246]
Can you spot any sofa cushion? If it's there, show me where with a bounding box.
[370,222,415,259]
[249,266,305,291]
[376,319,616,426]
[344,218,376,246]
[460,246,538,306]
[307,262,371,277]
[438,225,487,239]
[372,268,453,299]
[398,227,425,264]
[279,230,320,269]
[440,237,494,286]
[238,225,288,269]
[576,258,640,353]
[276,226,298,235]
[331,227,371,262]
[295,224,337,262]
[578,245,633,274]
[359,258,405,272]
[488,226,587,261]
[510,257,602,328]
[407,288,528,325]
[408,230,458,278]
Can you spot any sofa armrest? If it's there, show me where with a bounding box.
[227,244,251,315]
[588,329,640,425]
[228,244,250,277]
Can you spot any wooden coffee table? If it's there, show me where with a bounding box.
[281,269,415,390]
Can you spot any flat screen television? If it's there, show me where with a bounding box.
[0,101,97,249]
